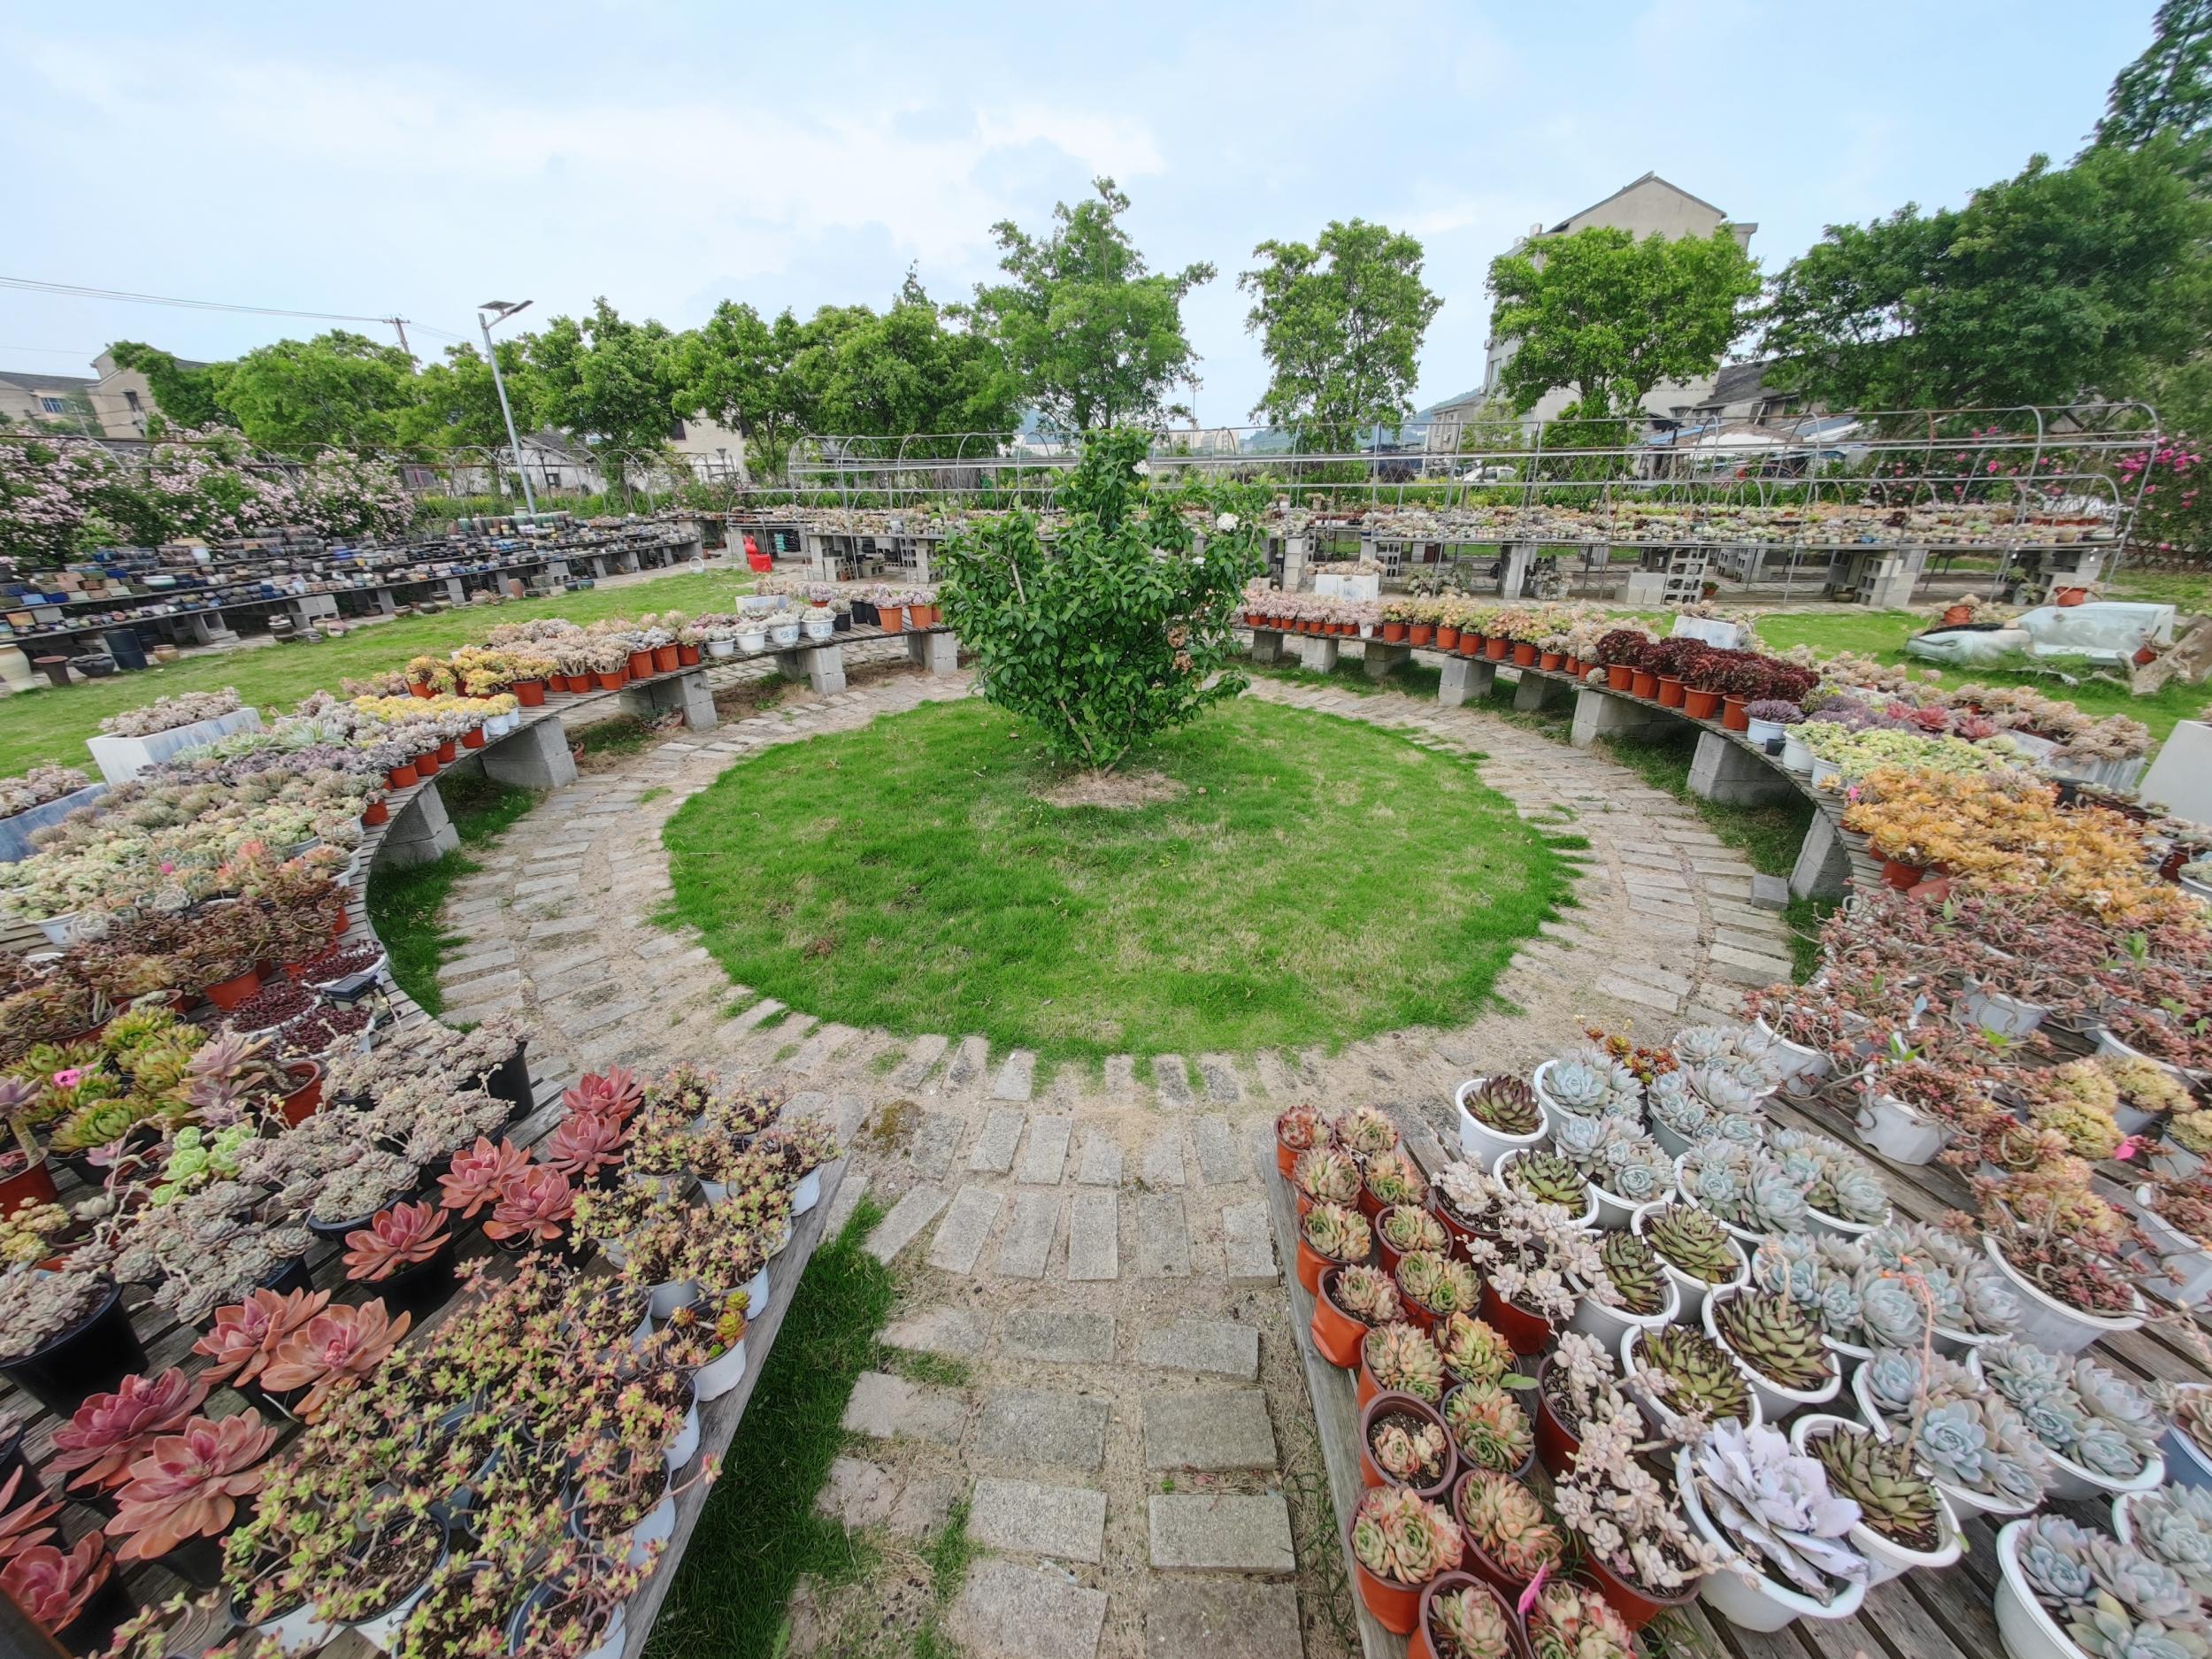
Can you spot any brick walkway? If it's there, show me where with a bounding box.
[432,663,1786,1659]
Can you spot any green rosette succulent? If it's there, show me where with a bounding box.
[1712,1289,1833,1394]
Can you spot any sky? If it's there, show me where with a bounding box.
[0,0,2165,434]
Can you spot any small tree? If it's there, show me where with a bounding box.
[939,428,1262,773]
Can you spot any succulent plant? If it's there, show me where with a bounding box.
[1980,1340,2162,1479]
[1333,1105,1400,1159]
[1750,1233,1866,1343]
[1805,1423,1945,1555]
[1303,1201,1371,1265]
[1463,1076,1541,1136]
[1277,1105,1325,1152]
[1551,1112,1674,1203]
[1636,1326,1753,1426]
[1859,1345,1978,1419]
[1691,1420,1869,1601]
[1857,1221,2023,1334]
[1427,1578,1516,1659]
[1525,1580,1636,1659]
[2014,1515,2212,1659]
[1399,1250,1480,1317]
[1909,1397,2052,1506]
[1678,1141,1809,1234]
[1366,1150,1427,1209]
[1294,1145,1363,1206]
[1371,1409,1452,1486]
[1435,1312,1517,1387]
[1587,1231,1670,1317]
[1366,1322,1447,1403]
[2126,1485,2212,1600]
[1643,1203,1740,1286]
[1333,1263,1403,1326]
[1505,1150,1588,1210]
[1455,1466,1566,1580]
[1350,1484,1462,1586]
[1713,1290,1833,1394]
[1445,1379,1534,1472]
[1432,1160,1509,1228]
[1770,1127,1891,1225]
[1541,1049,1640,1119]
[1379,1205,1449,1257]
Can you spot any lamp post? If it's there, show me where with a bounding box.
[478,299,537,518]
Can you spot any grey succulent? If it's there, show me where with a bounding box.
[1543,1050,1639,1118]
[2019,1517,2212,1659]
[1858,1220,2024,1335]
[1750,1234,1866,1343]
[1983,1340,2159,1479]
[1861,1346,1977,1418]
[1671,1025,1740,1067]
[1855,1274,1933,1349]
[1555,1113,1673,1202]
[2130,1485,2212,1599]
[1770,1127,1891,1225]
[1689,1419,1869,1601]
[1910,1397,2050,1505]
[1678,1141,1811,1234]
[2019,1516,2101,1605]
[2089,1534,2203,1624]
[2077,1360,2165,1466]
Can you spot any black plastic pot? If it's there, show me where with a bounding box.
[0,1281,146,1417]
[56,1571,135,1655]
[851,599,878,626]
[831,611,852,634]
[488,1040,534,1120]
[260,1253,315,1296]
[160,1532,227,1590]
[373,1235,461,1319]
[0,1418,28,1494]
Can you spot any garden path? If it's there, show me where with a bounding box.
[428,663,1791,1659]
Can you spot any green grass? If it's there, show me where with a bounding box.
[2108,568,2212,615]
[910,1501,976,1659]
[1752,610,2205,745]
[644,1195,895,1659]
[364,771,539,1014]
[577,714,657,759]
[660,696,1577,1065]
[638,785,671,805]
[0,567,752,777]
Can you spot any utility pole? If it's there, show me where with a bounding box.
[389,317,415,364]
[478,299,537,518]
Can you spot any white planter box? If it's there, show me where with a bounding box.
[84,707,263,783]
[0,783,109,864]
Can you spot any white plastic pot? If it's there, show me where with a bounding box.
[791,1166,822,1217]
[2043,1440,2164,1505]
[1752,1018,1832,1097]
[1746,717,1786,748]
[1569,1270,1680,1351]
[1780,733,1814,774]
[649,1278,700,1319]
[1492,1147,1596,1229]
[736,629,767,654]
[1587,1173,1669,1232]
[1853,1093,1947,1165]
[2162,1390,2212,1490]
[349,1538,447,1651]
[1630,1202,1748,1325]
[1983,1235,2146,1354]
[1455,1075,1549,1168]
[2131,1184,2212,1306]
[1622,1325,1763,1437]
[804,614,834,641]
[1803,1199,1887,1242]
[1995,1519,2089,1659]
[1789,1413,1964,1586]
[707,638,736,658]
[35,911,81,946]
[1810,757,1842,787]
[1958,981,2048,1039]
[257,1601,337,1655]
[769,623,801,647]
[1675,1444,1868,1632]
[664,1396,701,1471]
[617,1490,678,1568]
[742,1261,771,1317]
[695,1334,749,1402]
[1703,1291,1840,1422]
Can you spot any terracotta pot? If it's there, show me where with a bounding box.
[1457,633,1484,658]
[914,604,941,627]
[1721,695,1750,733]
[1486,636,1509,661]
[415,751,440,778]
[409,682,434,699]
[678,644,702,666]
[1539,651,1563,671]
[1880,857,1925,891]
[1684,688,1722,719]
[1580,1546,1699,1632]
[0,1157,59,1219]
[596,671,626,691]
[385,764,418,790]
[2055,587,2089,607]
[1476,1281,1553,1358]
[1416,1574,1529,1659]
[1942,603,1974,626]
[1383,621,1408,641]
[461,727,486,749]
[278,1061,325,1127]
[628,649,655,680]
[1513,642,1538,667]
[1297,1234,1361,1296]
[1436,626,1462,651]
[1605,664,1633,691]
[204,968,261,1012]
[1360,1392,1457,1500]
[1409,625,1434,647]
[1428,1194,1486,1257]
[515,679,547,707]
[654,645,680,673]
[1657,676,1686,708]
[879,605,907,634]
[1631,670,1659,699]
[1532,1357,1581,1477]
[1562,657,1581,676]
[440,732,464,757]
[1312,1268,1375,1368]
[362,800,389,828]
[1348,1505,1452,1636]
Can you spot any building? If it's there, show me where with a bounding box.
[1479,173,1758,428]
[0,368,101,434]
[1686,359,1801,424]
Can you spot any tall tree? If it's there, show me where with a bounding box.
[523,298,685,464]
[204,330,420,454]
[970,178,1216,433]
[2096,0,2212,154]
[1240,219,1442,450]
[788,275,1020,453]
[106,342,231,432]
[394,342,534,454]
[1762,142,2212,411]
[1486,227,1760,421]
[675,300,811,481]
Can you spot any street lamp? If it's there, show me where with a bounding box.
[479,299,536,518]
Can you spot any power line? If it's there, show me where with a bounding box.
[0,344,103,357]
[0,274,405,328]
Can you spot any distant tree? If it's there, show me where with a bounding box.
[1486,226,1760,422]
[787,274,1020,455]
[2095,0,2212,157]
[107,342,231,432]
[676,300,812,481]
[1762,142,2212,411]
[521,299,686,465]
[202,330,419,454]
[394,342,534,455]
[970,178,1216,433]
[1240,219,1442,452]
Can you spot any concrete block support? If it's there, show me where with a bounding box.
[370,588,399,616]
[1513,671,1570,714]
[777,643,848,695]
[1247,627,1285,665]
[622,668,718,732]
[286,593,338,632]
[1438,657,1496,708]
[1363,642,1412,680]
[1280,534,1309,591]
[378,782,460,869]
[1790,812,1854,901]
[442,577,467,606]
[1296,635,1339,674]
[1687,730,1800,806]
[184,611,239,647]
[803,534,831,578]
[481,716,579,791]
[1569,685,1677,749]
[1499,541,1535,599]
[906,631,958,675]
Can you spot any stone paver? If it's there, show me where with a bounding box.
[1067,1192,1119,1280]
[1142,1390,1278,1471]
[968,1107,1025,1173]
[882,1305,987,1359]
[1220,1200,1279,1284]
[995,1192,1057,1279]
[1153,1053,1194,1109]
[866,1187,948,1263]
[990,1050,1036,1102]
[1148,1494,1296,1573]
[891,1033,949,1088]
[945,1033,990,1090]
[1189,1114,1245,1184]
[975,1389,1109,1470]
[1140,1130,1185,1188]
[956,1560,1108,1659]
[1013,1115,1071,1185]
[969,1477,1107,1563]
[926,1186,1004,1274]
[1194,1054,1242,1103]
[815,1456,898,1530]
[1143,1581,1302,1659]
[1135,1191,1190,1279]
[890,1474,958,1539]
[1133,1318,1259,1379]
[1073,1133,1122,1186]
[1000,1309,1115,1366]
[841,1371,968,1446]
[909,1111,965,1178]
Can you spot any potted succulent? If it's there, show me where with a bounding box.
[1293,1144,1363,1217]
[1334,1104,1401,1160]
[1275,1105,1325,1179]
[2163,1387,2212,1491]
[1297,1200,1371,1295]
[1441,1379,1534,1479]
[1569,1228,1680,1350]
[1452,1466,1565,1599]
[1455,1075,1547,1167]
[1854,1346,2052,1522]
[1362,1389,1457,1499]
[1703,1287,1841,1420]
[1493,1148,1594,1227]
[1348,1483,1463,1635]
[1547,1113,1675,1228]
[1632,1202,1747,1322]
[342,1201,457,1315]
[1554,1394,1717,1629]
[1980,1197,2147,1354]
[106,1411,279,1586]
[1364,1148,1427,1219]
[1312,1263,1402,1369]
[1521,1580,1637,1659]
[1435,1312,1522,1394]
[1623,1324,1758,1435]
[1377,1205,1451,1279]
[1397,1249,1481,1333]
[1362,1321,1447,1412]
[1972,1340,2165,1502]
[47,1367,211,1499]
[1675,1420,1870,1632]
[1413,1572,1526,1659]
[1995,1515,2212,1659]
[1791,1413,1962,1586]
[0,1269,149,1417]
[1768,1127,1892,1237]
[2113,1480,2212,1583]
[1532,1332,1624,1478]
